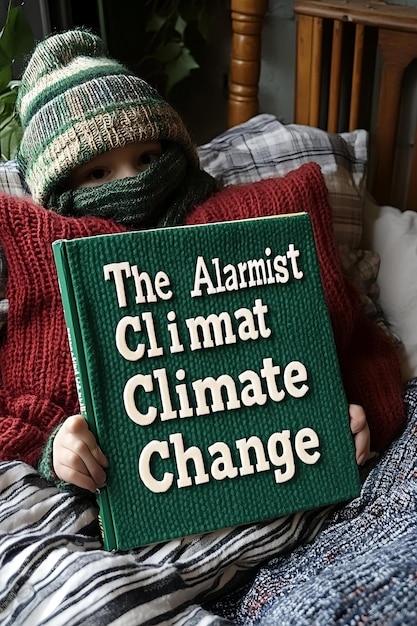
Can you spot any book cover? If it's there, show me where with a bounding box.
[53,213,360,551]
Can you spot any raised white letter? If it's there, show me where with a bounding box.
[103,261,131,307]
[139,440,173,493]
[295,428,321,464]
[123,374,157,426]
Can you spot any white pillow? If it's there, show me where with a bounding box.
[363,196,417,382]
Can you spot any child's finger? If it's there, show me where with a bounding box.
[349,403,367,435]
[353,427,369,465]
[54,459,99,493]
[54,434,107,491]
[62,415,108,468]
[66,435,107,488]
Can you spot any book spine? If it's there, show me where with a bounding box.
[52,241,117,551]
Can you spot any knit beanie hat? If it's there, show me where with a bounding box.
[16,29,207,212]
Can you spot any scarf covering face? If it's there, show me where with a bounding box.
[47,143,217,228]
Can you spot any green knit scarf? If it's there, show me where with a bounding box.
[47,144,217,228]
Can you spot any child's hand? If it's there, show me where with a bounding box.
[349,403,376,466]
[53,415,108,492]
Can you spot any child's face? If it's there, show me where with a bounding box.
[68,141,163,189]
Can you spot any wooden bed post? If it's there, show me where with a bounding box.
[228,0,268,128]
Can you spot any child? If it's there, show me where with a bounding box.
[0,29,404,494]
[16,29,216,226]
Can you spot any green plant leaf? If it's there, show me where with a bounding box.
[0,2,34,63]
[0,2,34,155]
[146,13,166,34]
[174,15,187,37]
[154,41,183,64]
[125,0,212,97]
[179,0,210,40]
[0,87,16,116]
[165,46,199,93]
[0,66,12,94]
[0,112,22,160]
[0,41,9,68]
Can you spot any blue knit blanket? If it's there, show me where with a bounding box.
[209,378,417,624]
[1,379,416,625]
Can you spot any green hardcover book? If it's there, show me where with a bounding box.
[52,213,360,551]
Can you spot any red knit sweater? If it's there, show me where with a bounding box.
[0,163,404,466]
[0,202,126,465]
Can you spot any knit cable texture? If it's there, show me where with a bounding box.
[17,29,199,206]
[0,195,126,466]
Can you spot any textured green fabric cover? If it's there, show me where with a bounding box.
[53,213,360,550]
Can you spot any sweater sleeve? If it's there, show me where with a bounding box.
[0,394,68,467]
[37,424,65,487]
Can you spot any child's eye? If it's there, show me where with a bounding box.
[87,168,108,181]
[138,152,161,168]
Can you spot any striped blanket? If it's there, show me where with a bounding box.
[1,379,416,625]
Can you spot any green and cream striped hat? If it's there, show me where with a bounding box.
[17,29,198,207]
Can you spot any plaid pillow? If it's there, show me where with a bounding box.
[197,115,403,350]
[0,160,29,198]
[198,114,368,250]
[339,245,401,345]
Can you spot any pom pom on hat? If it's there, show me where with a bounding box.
[17,29,198,207]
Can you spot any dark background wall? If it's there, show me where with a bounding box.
[12,0,231,145]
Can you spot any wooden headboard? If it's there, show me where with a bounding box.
[228,0,417,211]
[228,0,268,128]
